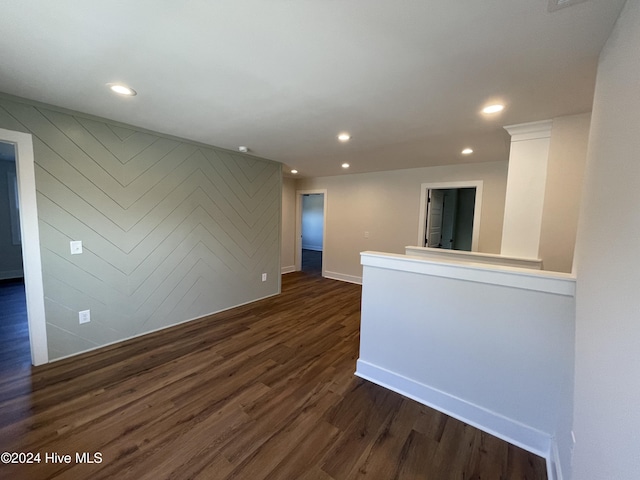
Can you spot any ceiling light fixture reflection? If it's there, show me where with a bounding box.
[238,146,249,153]
[342,163,350,169]
[462,148,473,155]
[291,169,298,174]
[108,84,137,96]
[482,104,504,114]
[337,133,351,142]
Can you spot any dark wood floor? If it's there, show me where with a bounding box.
[0,273,546,479]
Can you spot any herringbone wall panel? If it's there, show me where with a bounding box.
[0,97,281,360]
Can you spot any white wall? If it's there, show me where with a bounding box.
[301,194,324,251]
[573,1,640,479]
[281,176,296,273]
[501,121,552,260]
[539,113,591,274]
[357,252,575,461]
[296,161,508,282]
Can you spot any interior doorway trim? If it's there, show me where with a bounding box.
[1,128,48,365]
[295,189,327,276]
[417,180,483,252]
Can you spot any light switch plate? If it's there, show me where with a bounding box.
[70,241,83,255]
[79,310,90,324]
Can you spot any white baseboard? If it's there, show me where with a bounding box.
[280,267,362,285]
[324,270,362,285]
[50,290,281,363]
[0,269,24,280]
[355,360,551,460]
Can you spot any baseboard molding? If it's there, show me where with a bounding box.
[324,270,362,285]
[355,360,551,459]
[280,267,362,285]
[50,290,281,364]
[0,269,24,280]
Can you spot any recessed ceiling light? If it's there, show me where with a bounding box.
[337,133,351,142]
[482,104,504,114]
[291,169,298,174]
[342,163,350,169]
[108,84,137,96]
[462,148,473,155]
[238,146,249,153]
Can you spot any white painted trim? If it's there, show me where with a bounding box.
[417,180,483,252]
[504,119,553,142]
[324,270,362,285]
[361,251,575,296]
[405,245,542,270]
[281,265,296,274]
[0,128,48,365]
[295,189,327,276]
[355,360,551,458]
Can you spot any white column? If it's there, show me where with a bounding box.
[501,120,553,259]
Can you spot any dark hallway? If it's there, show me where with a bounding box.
[301,249,322,275]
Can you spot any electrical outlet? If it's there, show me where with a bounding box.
[364,231,370,238]
[70,241,83,255]
[79,310,90,324]
[261,273,267,282]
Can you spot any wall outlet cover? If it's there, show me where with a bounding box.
[70,241,83,255]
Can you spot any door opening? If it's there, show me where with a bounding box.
[295,189,327,276]
[301,194,324,274]
[425,188,476,250]
[0,141,30,368]
[418,181,483,252]
[0,129,48,366]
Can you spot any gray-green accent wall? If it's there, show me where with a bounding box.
[0,96,281,360]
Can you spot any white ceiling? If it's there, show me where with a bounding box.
[0,0,626,177]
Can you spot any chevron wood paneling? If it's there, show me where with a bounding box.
[0,97,281,360]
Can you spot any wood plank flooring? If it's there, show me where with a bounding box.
[0,273,547,479]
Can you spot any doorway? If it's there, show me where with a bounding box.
[295,189,327,276]
[301,194,324,273]
[418,181,483,252]
[425,188,476,250]
[0,141,30,368]
[0,128,48,366]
